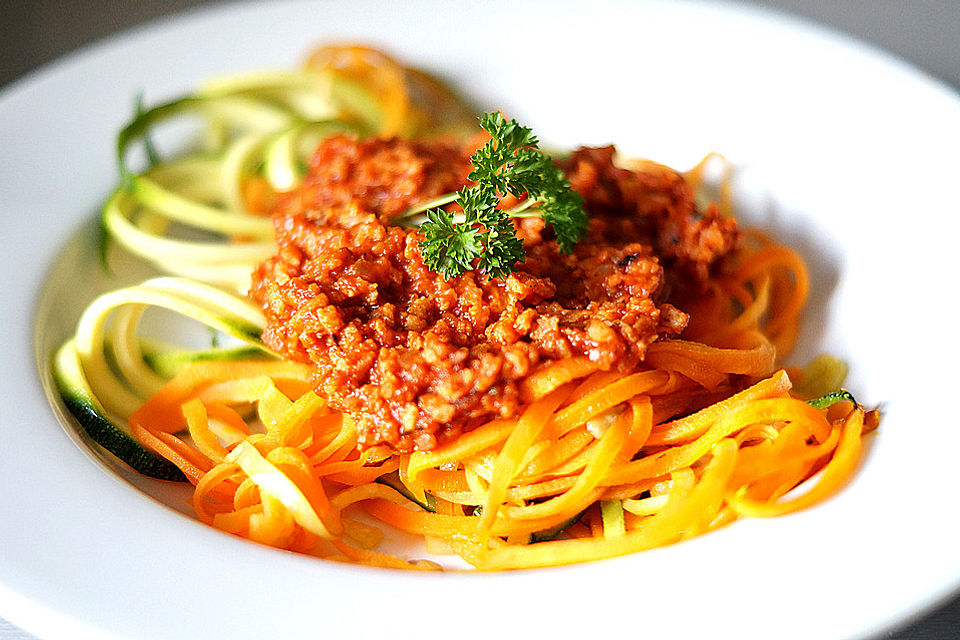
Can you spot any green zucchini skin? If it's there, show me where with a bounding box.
[53,342,187,482]
[143,344,268,378]
[375,471,436,512]
[58,391,187,482]
[530,511,584,543]
[60,392,187,482]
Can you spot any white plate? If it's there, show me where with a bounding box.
[3,1,959,638]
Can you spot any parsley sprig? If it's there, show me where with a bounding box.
[403,112,587,280]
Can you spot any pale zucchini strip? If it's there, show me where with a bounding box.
[107,70,381,289]
[74,277,273,418]
[102,189,275,292]
[127,175,274,238]
[109,303,168,398]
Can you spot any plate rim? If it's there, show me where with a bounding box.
[3,1,960,639]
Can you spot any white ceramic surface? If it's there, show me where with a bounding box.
[2,1,960,638]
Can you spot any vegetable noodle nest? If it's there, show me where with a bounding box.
[54,44,878,571]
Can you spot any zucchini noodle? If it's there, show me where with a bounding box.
[54,44,877,570]
[104,44,473,291]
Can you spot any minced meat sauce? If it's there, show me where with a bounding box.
[249,135,739,452]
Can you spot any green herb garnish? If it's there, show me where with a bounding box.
[403,112,588,280]
[135,93,161,167]
[807,389,858,409]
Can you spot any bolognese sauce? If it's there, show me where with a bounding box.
[249,135,738,452]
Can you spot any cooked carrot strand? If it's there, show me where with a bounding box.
[479,385,571,534]
[728,409,864,517]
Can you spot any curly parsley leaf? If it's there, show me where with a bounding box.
[415,112,588,280]
[419,208,484,279]
[469,112,540,196]
[477,215,526,279]
[536,162,587,254]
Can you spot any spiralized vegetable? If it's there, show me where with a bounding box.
[55,44,877,571]
[104,44,474,292]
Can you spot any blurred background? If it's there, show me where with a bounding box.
[2,0,960,92]
[1,1,958,639]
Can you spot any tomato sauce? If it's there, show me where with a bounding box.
[250,136,738,451]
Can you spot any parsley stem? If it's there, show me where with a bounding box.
[504,198,540,217]
[397,194,543,228]
[395,209,467,229]
[394,192,459,225]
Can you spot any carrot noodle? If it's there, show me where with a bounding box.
[305,44,411,137]
[62,44,877,571]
